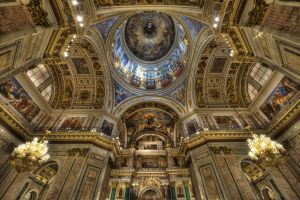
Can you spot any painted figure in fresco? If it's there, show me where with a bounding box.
[177,185,185,197]
[186,119,199,135]
[116,87,128,104]
[261,77,300,120]
[101,120,114,136]
[0,79,39,122]
[60,117,83,131]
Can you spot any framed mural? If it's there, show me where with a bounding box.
[101,119,114,136]
[186,119,199,135]
[72,58,90,74]
[59,117,85,131]
[214,116,240,130]
[126,110,175,138]
[260,77,300,120]
[210,58,227,73]
[0,43,18,72]
[0,78,40,122]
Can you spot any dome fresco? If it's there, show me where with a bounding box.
[112,11,188,90]
[124,12,175,61]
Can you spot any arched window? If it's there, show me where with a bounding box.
[250,63,272,86]
[261,187,279,200]
[248,83,258,100]
[34,162,58,184]
[27,64,53,102]
[41,84,53,102]
[27,64,50,88]
[22,189,38,200]
[247,63,272,101]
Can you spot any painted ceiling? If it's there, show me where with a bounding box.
[110,12,189,90]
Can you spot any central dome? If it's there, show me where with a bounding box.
[111,12,188,90]
[124,12,176,62]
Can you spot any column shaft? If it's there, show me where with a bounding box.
[110,188,117,200]
[184,186,191,200]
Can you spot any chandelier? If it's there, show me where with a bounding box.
[10,137,50,173]
[247,128,287,168]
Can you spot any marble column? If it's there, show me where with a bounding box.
[124,182,131,200]
[183,181,191,200]
[170,182,177,200]
[110,181,118,200]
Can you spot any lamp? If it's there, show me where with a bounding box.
[9,130,51,173]
[246,126,287,168]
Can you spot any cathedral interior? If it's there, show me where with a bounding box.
[0,0,300,200]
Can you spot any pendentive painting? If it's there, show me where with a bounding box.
[260,77,300,120]
[0,78,40,122]
[101,119,114,136]
[115,81,135,105]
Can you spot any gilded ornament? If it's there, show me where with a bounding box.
[26,0,51,28]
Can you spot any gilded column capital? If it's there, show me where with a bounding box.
[125,182,131,188]
[182,180,190,187]
[170,181,176,187]
[111,181,119,188]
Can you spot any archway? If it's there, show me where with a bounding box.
[139,188,162,200]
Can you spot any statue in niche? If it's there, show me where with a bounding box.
[135,155,142,170]
[158,156,167,169]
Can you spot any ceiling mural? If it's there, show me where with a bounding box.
[94,16,121,41]
[125,109,175,144]
[124,12,175,61]
[111,11,189,90]
[93,0,204,8]
[260,77,300,120]
[0,78,40,123]
[214,116,241,130]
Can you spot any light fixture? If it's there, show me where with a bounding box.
[9,138,50,173]
[214,16,220,22]
[64,51,69,57]
[76,15,83,22]
[213,23,218,28]
[246,126,287,168]
[72,0,78,6]
[79,23,84,27]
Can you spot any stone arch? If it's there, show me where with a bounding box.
[113,96,186,118]
[261,186,280,200]
[240,158,264,182]
[21,189,39,200]
[139,187,162,200]
[33,161,59,184]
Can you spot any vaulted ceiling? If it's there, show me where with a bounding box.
[0,0,299,152]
